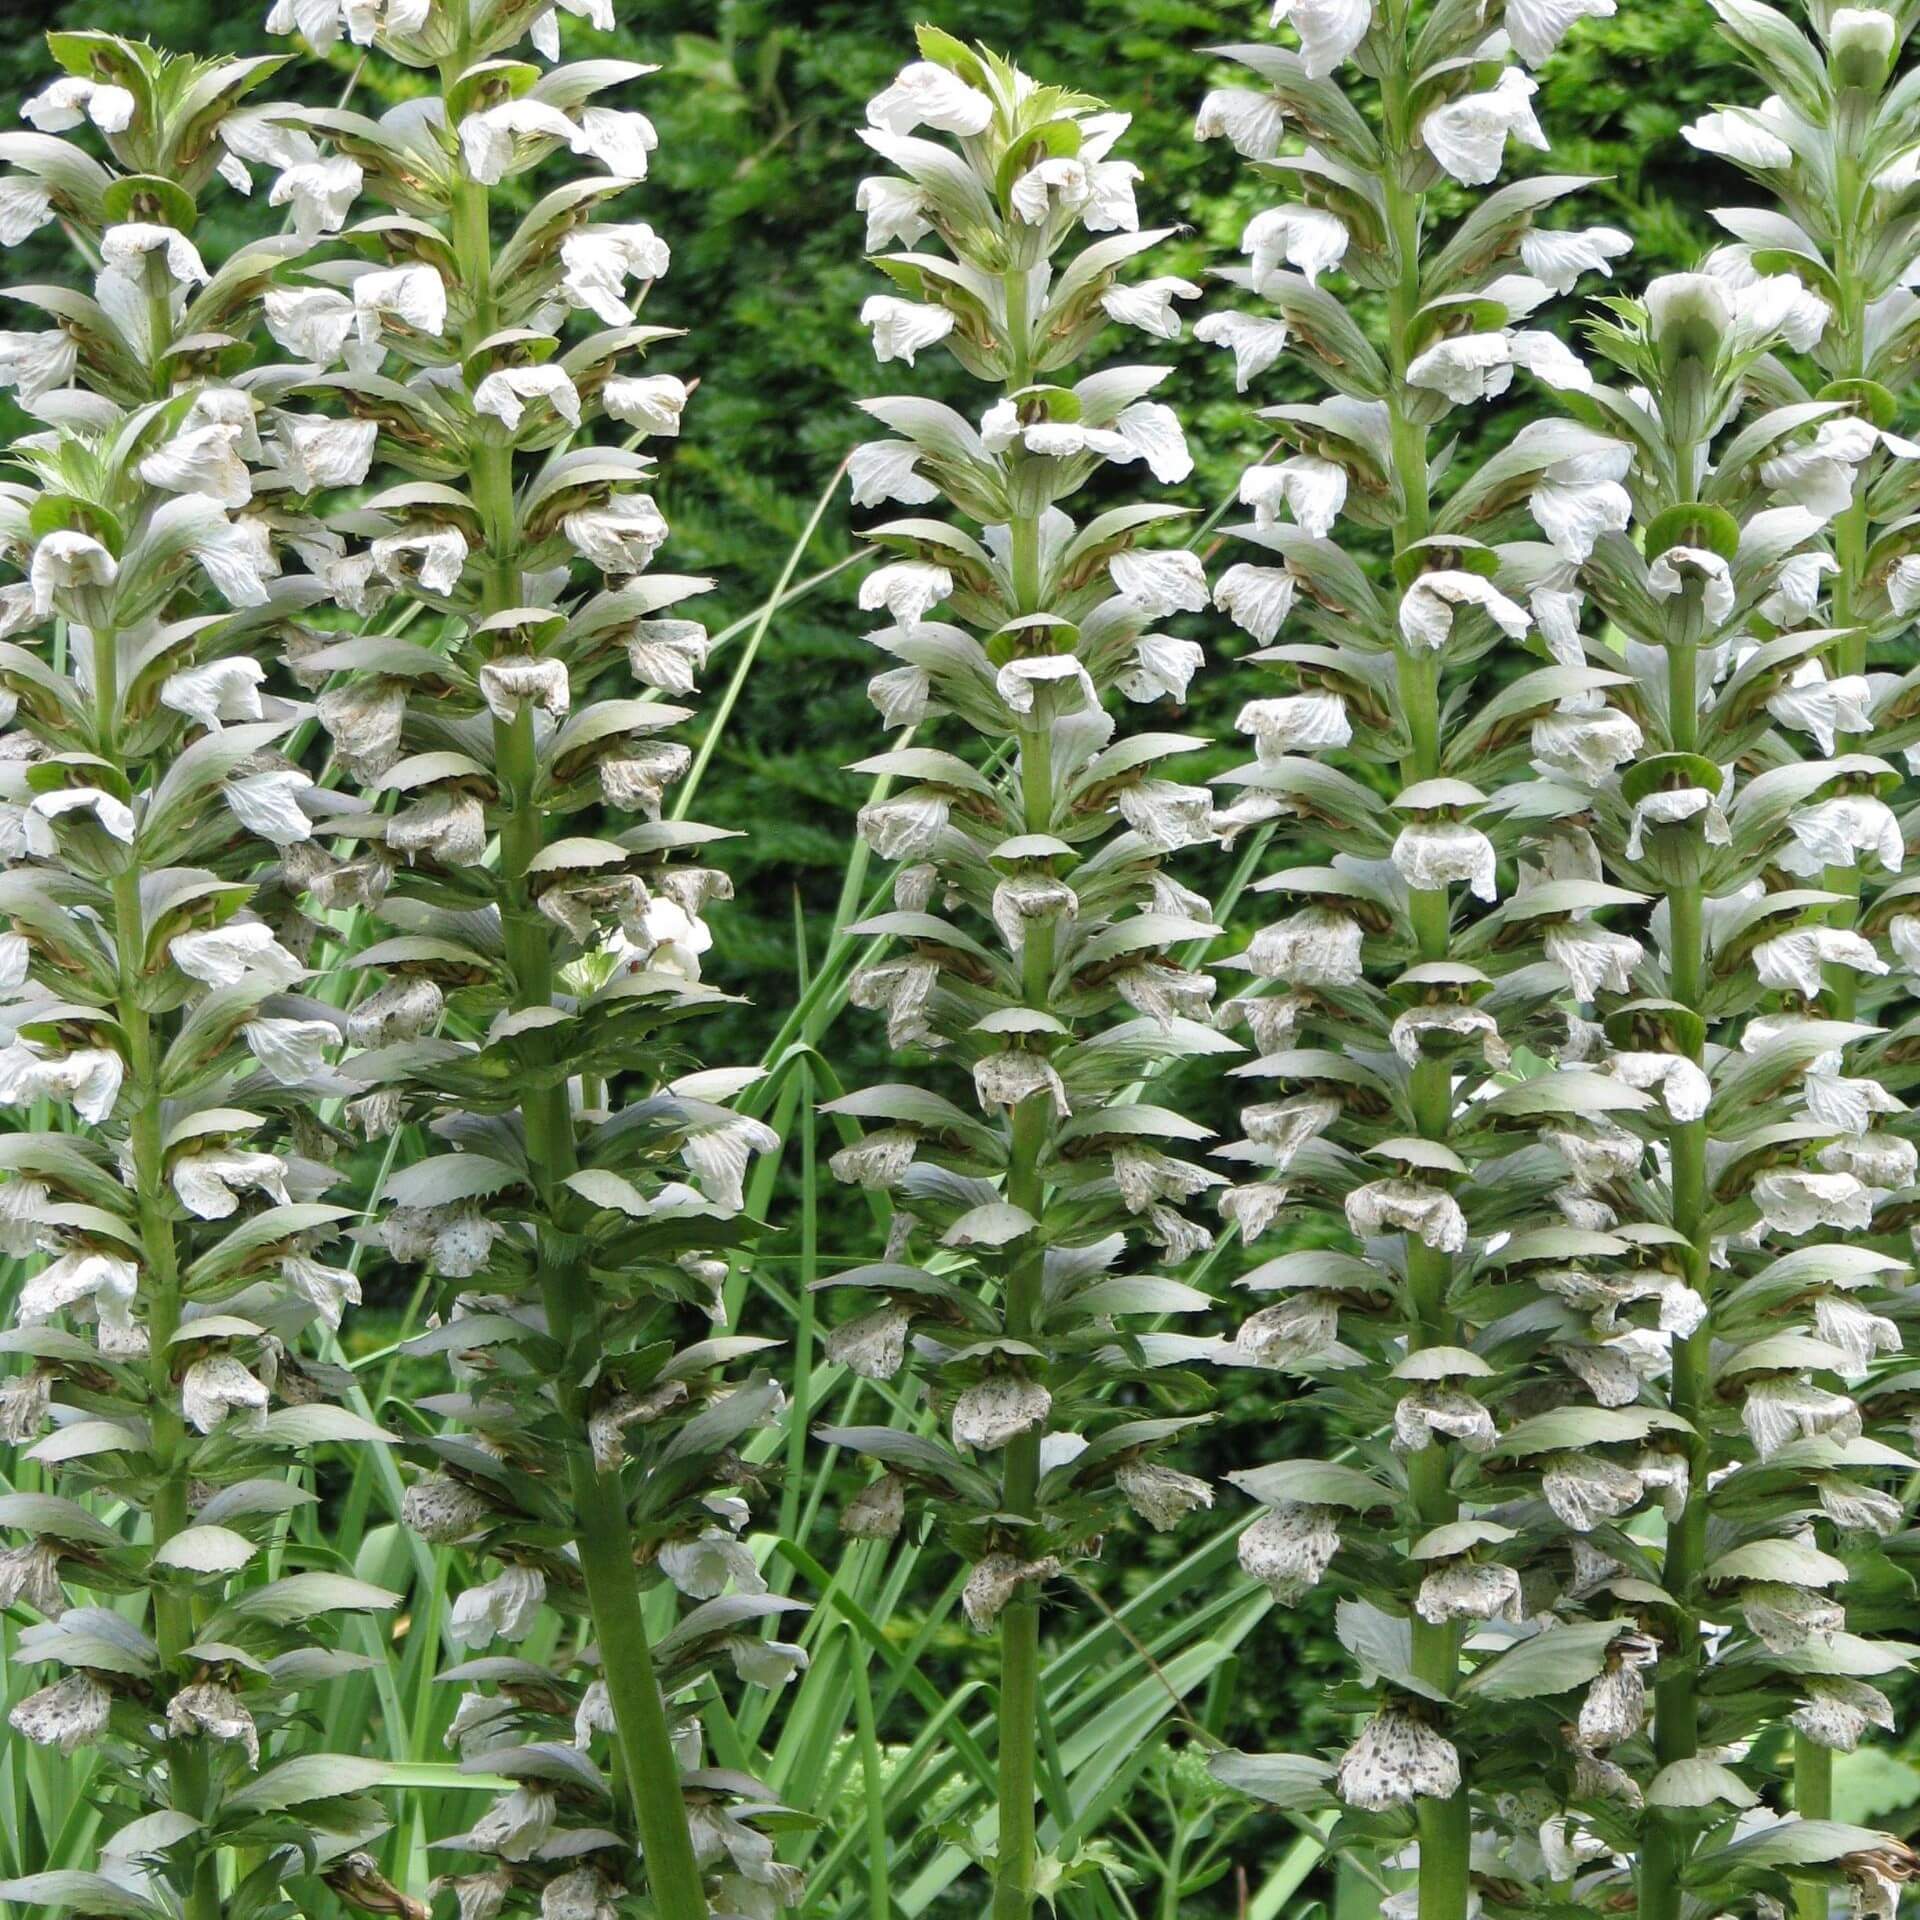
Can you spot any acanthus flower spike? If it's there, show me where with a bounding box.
[248,2,794,1917]
[0,29,412,1920]
[827,30,1221,1920]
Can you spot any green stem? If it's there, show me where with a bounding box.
[987,234,1057,1920]
[1379,43,1470,1912]
[449,142,708,1920]
[1643,617,1709,1920]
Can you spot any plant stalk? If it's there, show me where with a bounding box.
[1379,49,1471,1913]
[449,160,709,1920]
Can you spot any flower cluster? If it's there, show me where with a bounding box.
[1197,2,1920,1915]
[827,32,1222,1917]
[225,2,794,1916]
[0,33,415,1920]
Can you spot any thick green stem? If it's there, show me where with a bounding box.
[1643,624,1709,1920]
[1378,50,1471,1912]
[1801,157,1871,1872]
[450,148,708,1920]
[989,246,1056,1920]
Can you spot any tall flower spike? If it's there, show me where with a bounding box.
[1684,13,1920,1902]
[1504,113,1920,1920]
[828,32,1220,1920]
[252,5,790,1918]
[0,32,413,1920]
[1189,3,1700,1916]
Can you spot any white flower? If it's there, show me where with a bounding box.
[369,528,467,600]
[1239,693,1351,760]
[351,265,448,350]
[144,408,259,507]
[860,559,953,627]
[1752,926,1887,998]
[1193,312,1291,391]
[0,178,53,246]
[16,1248,137,1328]
[678,1110,778,1211]
[1110,547,1209,616]
[1336,1709,1461,1810]
[10,1673,111,1754]
[264,0,429,48]
[1421,69,1548,186]
[1741,1373,1862,1457]
[1100,276,1200,339]
[1519,225,1632,293]
[473,365,583,432]
[564,496,669,573]
[457,100,582,183]
[1399,572,1530,651]
[602,373,688,437]
[170,923,304,989]
[1213,562,1299,644]
[866,62,994,136]
[1647,544,1735,627]
[24,786,136,850]
[1392,820,1497,901]
[1194,87,1288,159]
[1244,206,1349,287]
[181,1353,269,1432]
[1777,795,1903,876]
[263,287,357,367]
[560,228,669,326]
[99,222,208,289]
[1752,1169,1876,1238]
[1624,786,1729,861]
[22,76,136,133]
[1239,1503,1340,1601]
[268,414,379,494]
[1249,908,1364,985]
[952,1374,1050,1451]
[268,155,363,241]
[856,176,932,250]
[162,658,269,732]
[0,329,77,398]
[450,1566,547,1644]
[1242,456,1346,537]
[860,295,955,366]
[1610,1051,1711,1123]
[172,1148,292,1221]
[479,656,571,722]
[29,531,117,616]
[1684,105,1794,170]
[1348,1179,1468,1253]
[227,770,315,846]
[1507,0,1617,64]
[1010,154,1094,225]
[1271,0,1374,76]
[660,1529,767,1600]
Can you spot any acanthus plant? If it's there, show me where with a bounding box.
[245,3,797,1919]
[1183,0,1793,1916]
[1499,45,1920,1920]
[0,31,426,1920]
[824,32,1225,1920]
[1682,2,1920,1904]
